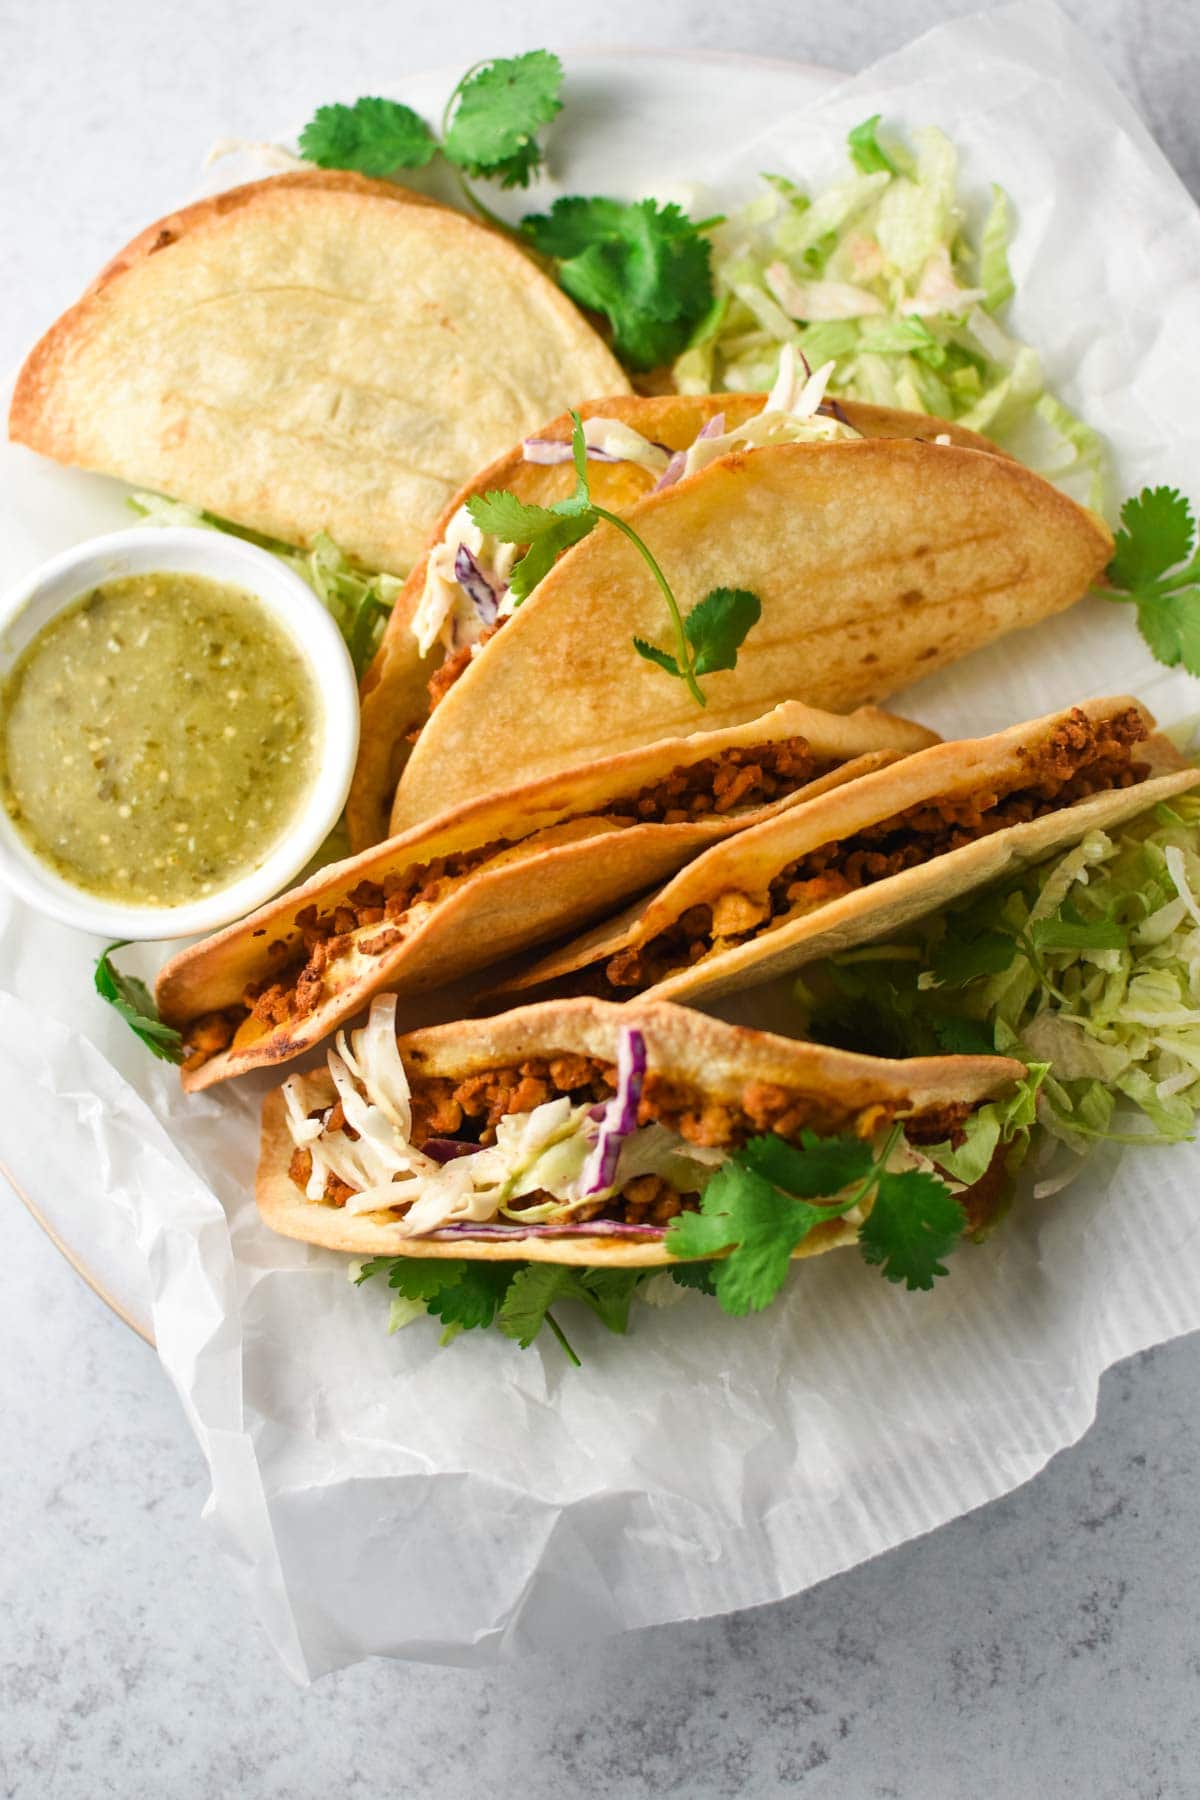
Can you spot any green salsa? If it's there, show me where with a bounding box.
[0,571,320,906]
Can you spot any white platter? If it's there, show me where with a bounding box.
[0,48,841,1344]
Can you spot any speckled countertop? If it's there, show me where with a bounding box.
[3,2,1199,1794]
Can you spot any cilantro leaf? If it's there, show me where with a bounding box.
[383,1258,469,1299]
[632,637,681,677]
[465,488,562,542]
[668,1163,832,1315]
[442,52,563,188]
[931,1015,997,1056]
[466,415,598,600]
[684,587,762,676]
[496,1264,646,1362]
[426,1263,515,1339]
[1101,488,1200,676]
[857,1169,965,1290]
[1109,487,1195,591]
[465,486,597,600]
[509,513,598,600]
[847,114,900,176]
[737,1131,874,1199]
[298,96,437,176]
[932,927,1017,987]
[521,194,630,258]
[578,1269,645,1335]
[523,196,713,370]
[94,943,184,1064]
[497,1264,583,1353]
[1134,587,1200,675]
[669,1261,719,1296]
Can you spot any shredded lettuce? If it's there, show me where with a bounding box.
[680,120,1108,509]
[798,794,1200,1188]
[128,492,403,675]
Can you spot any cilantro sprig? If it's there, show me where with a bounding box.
[94,942,184,1064]
[299,52,563,194]
[666,1126,965,1312]
[522,196,714,369]
[298,56,715,374]
[1099,487,1200,676]
[355,1254,647,1365]
[356,1124,967,1361]
[466,411,761,705]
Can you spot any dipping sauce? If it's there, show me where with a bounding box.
[0,571,320,906]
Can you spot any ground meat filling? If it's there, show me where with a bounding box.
[599,708,1150,995]
[179,735,828,1068]
[426,618,505,714]
[288,1052,975,1228]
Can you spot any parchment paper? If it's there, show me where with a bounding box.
[5,2,1200,1679]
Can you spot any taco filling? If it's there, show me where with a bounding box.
[595,706,1151,996]
[180,732,833,1072]
[279,997,988,1242]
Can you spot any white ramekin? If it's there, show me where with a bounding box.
[0,525,360,940]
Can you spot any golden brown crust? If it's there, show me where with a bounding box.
[390,436,1115,833]
[9,171,631,571]
[157,699,935,1090]
[10,171,449,461]
[347,393,1008,850]
[497,698,1200,1005]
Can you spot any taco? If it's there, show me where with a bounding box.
[257,994,1025,1268]
[9,171,629,572]
[158,698,936,1090]
[385,356,1113,835]
[496,699,1200,1008]
[348,367,1003,847]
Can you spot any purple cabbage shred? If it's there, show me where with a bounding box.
[453,545,499,626]
[580,1027,648,1197]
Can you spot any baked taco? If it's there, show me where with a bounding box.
[495,699,1200,1008]
[257,995,1026,1271]
[348,367,1002,847]
[158,698,936,1090]
[385,354,1112,834]
[9,171,629,573]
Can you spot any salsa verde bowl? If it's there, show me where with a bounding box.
[0,525,360,940]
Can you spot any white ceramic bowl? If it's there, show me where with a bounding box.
[0,526,359,939]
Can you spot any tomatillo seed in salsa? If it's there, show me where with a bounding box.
[0,571,320,906]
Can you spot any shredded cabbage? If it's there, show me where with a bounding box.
[803,795,1200,1189]
[679,120,1108,509]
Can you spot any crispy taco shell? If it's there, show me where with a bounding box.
[9,171,629,572]
[349,392,1006,848]
[497,698,1200,1006]
[158,699,936,1090]
[256,997,1024,1267]
[390,436,1112,834]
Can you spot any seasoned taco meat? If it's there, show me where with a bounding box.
[286,1045,976,1228]
[597,707,1150,995]
[179,734,832,1069]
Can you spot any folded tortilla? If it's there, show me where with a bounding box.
[157,698,936,1090]
[389,434,1113,834]
[9,171,629,573]
[497,698,1200,1008]
[349,391,1002,849]
[257,995,1025,1267]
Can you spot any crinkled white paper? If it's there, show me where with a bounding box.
[4,3,1200,1680]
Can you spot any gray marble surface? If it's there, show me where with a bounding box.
[2,0,1199,1793]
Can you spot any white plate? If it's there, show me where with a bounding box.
[0,48,841,1344]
